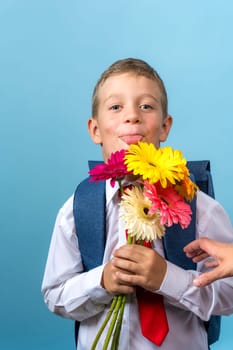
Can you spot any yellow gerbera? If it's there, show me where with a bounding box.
[124,142,188,188]
[119,186,165,241]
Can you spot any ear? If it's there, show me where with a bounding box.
[159,115,173,142]
[87,117,102,144]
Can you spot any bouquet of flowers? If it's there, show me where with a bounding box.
[89,141,198,350]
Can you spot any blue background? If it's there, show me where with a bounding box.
[1,1,233,349]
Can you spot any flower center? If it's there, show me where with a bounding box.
[143,207,149,215]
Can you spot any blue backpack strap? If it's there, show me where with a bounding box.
[163,160,214,268]
[73,161,106,346]
[73,161,106,271]
[73,160,220,346]
[163,197,196,269]
[163,162,220,347]
[187,160,215,198]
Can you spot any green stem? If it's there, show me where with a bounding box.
[91,297,118,350]
[118,180,124,197]
[102,296,123,350]
[127,234,132,244]
[111,295,127,350]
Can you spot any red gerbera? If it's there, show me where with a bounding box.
[89,149,131,187]
[144,181,192,229]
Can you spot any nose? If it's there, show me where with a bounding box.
[124,105,141,123]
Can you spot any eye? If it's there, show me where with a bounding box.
[110,104,121,111]
[140,104,153,110]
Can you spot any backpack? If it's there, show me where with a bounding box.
[73,160,220,347]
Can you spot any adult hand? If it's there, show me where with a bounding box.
[184,237,233,287]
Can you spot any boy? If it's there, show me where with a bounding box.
[42,58,233,349]
[184,238,233,287]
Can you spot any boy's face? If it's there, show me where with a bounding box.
[88,73,172,162]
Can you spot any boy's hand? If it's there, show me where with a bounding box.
[101,259,136,295]
[111,244,167,291]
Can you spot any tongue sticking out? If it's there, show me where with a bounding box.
[121,135,143,145]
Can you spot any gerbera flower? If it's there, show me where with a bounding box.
[119,186,165,241]
[144,181,192,229]
[175,175,199,201]
[124,142,187,188]
[89,149,131,187]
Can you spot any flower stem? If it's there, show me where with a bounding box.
[111,295,126,349]
[118,179,124,196]
[90,297,118,350]
[102,296,123,350]
[127,235,132,244]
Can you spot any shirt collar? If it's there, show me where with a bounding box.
[106,179,119,206]
[106,178,138,205]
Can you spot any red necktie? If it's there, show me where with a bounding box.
[137,288,169,346]
[136,241,169,346]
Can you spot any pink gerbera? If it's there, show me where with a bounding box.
[89,149,131,187]
[144,181,192,229]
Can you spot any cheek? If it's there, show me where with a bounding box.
[101,123,121,141]
[98,116,118,131]
[144,122,163,144]
[147,121,161,135]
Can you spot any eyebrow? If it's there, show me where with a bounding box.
[103,94,160,104]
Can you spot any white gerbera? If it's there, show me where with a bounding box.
[119,186,165,241]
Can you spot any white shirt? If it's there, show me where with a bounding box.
[42,180,233,350]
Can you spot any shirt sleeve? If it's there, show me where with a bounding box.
[159,191,233,319]
[41,196,113,322]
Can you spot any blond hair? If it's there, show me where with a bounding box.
[92,58,168,117]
